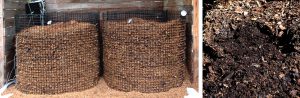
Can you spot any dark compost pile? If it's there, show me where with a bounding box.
[16,21,100,94]
[103,18,187,93]
[204,0,300,97]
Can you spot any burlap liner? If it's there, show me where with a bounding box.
[103,18,186,93]
[16,20,100,94]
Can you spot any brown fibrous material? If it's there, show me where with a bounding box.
[103,18,187,93]
[16,20,100,94]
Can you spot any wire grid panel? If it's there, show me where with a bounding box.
[15,12,100,32]
[15,12,100,94]
[102,10,187,93]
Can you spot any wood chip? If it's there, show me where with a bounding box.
[208,66,215,73]
[292,68,299,73]
[251,63,260,68]
[244,11,249,16]
[277,22,282,25]
[223,84,229,88]
[223,72,234,81]
[279,25,286,30]
[279,73,285,79]
[256,0,261,7]
[274,14,280,20]
[251,18,257,20]
[266,94,273,98]
[290,90,298,97]
[278,31,284,37]
[235,6,243,14]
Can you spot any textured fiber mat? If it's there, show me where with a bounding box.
[16,20,100,94]
[103,18,186,93]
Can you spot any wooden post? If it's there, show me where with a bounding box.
[163,0,198,90]
[0,0,4,86]
[192,0,199,90]
[45,0,164,12]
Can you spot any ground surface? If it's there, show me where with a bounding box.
[3,78,191,98]
[204,0,300,97]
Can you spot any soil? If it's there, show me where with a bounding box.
[204,0,300,97]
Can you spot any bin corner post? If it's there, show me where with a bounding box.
[191,0,199,91]
[0,0,5,87]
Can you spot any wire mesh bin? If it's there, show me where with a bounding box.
[102,10,187,93]
[15,12,100,94]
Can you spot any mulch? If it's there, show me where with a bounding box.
[204,0,300,97]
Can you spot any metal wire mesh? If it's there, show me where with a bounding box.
[15,12,100,32]
[102,10,188,93]
[15,12,100,94]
